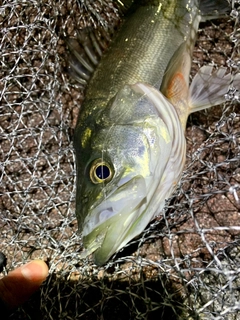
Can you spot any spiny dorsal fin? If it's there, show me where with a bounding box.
[66,27,112,86]
[114,0,135,14]
[66,1,136,87]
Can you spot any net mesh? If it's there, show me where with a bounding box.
[0,0,240,319]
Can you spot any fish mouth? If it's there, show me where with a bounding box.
[81,175,147,261]
[83,175,147,236]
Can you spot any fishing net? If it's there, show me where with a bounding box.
[0,0,240,319]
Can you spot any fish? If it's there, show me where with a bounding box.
[68,0,240,265]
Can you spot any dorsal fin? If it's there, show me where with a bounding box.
[66,1,136,87]
[66,27,112,86]
[114,0,135,14]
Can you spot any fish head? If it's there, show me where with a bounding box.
[74,83,173,265]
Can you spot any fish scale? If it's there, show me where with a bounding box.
[84,0,198,105]
[68,0,240,265]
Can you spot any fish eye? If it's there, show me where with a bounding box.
[89,159,113,184]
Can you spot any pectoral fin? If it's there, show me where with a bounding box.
[161,42,192,102]
[164,72,189,106]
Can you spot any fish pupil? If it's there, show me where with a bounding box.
[96,165,110,180]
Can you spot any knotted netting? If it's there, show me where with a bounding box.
[0,0,240,319]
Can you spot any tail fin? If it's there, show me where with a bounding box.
[189,65,240,113]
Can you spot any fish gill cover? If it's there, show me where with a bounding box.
[0,0,240,319]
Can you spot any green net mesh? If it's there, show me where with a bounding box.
[0,0,240,319]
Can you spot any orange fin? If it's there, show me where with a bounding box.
[165,72,188,105]
[160,41,191,105]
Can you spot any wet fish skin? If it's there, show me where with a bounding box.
[78,82,187,265]
[75,0,198,227]
[71,0,237,265]
[78,0,199,107]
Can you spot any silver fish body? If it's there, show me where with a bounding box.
[79,0,199,105]
[78,83,186,264]
[72,0,238,265]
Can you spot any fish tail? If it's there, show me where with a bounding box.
[189,65,240,113]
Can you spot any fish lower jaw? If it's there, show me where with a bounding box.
[82,177,148,237]
[81,200,148,265]
[79,229,107,260]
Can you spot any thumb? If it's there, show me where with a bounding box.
[0,260,48,310]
